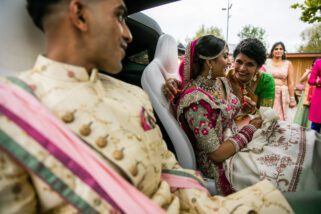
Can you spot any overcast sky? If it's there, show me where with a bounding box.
[143,0,312,53]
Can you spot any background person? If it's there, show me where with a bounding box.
[293,59,317,128]
[308,58,321,133]
[265,41,296,121]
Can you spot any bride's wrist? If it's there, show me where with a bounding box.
[229,124,257,152]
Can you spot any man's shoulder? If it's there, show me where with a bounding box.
[98,73,150,100]
[99,73,142,90]
[17,69,37,80]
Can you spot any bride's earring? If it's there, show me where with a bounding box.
[207,67,212,79]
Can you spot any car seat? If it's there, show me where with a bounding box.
[0,1,44,76]
[141,34,217,195]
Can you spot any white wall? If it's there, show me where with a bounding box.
[0,0,45,76]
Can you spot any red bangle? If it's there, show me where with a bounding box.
[229,124,257,151]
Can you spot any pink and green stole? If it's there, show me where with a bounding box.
[0,77,208,213]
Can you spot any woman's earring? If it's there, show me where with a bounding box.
[207,67,212,79]
[252,72,258,82]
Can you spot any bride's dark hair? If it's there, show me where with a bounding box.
[192,35,226,79]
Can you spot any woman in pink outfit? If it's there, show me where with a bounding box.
[308,58,321,132]
[265,42,296,121]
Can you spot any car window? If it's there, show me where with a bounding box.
[128,50,150,65]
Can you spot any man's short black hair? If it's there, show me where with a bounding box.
[233,38,267,67]
[26,0,62,31]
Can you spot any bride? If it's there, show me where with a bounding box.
[174,35,321,195]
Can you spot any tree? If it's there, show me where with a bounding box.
[291,0,321,24]
[237,25,268,47]
[298,23,321,52]
[193,24,224,39]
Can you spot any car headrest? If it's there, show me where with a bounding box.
[141,34,197,170]
[0,1,45,75]
[153,34,179,80]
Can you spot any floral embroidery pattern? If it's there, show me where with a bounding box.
[177,78,241,195]
[255,120,307,191]
[201,128,208,135]
[257,154,280,167]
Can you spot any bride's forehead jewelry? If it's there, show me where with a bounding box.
[198,43,227,60]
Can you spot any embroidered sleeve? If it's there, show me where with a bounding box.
[184,102,221,153]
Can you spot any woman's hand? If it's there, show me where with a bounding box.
[162,78,181,101]
[249,116,263,129]
[289,97,296,108]
[242,96,257,114]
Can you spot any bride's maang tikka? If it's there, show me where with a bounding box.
[198,43,227,60]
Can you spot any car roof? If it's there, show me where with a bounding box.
[125,0,180,15]
[123,0,180,65]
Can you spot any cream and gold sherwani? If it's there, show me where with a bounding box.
[0,56,293,213]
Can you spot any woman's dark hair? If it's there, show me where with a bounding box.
[268,41,286,59]
[312,57,319,66]
[192,35,226,79]
[233,38,267,67]
[26,0,62,31]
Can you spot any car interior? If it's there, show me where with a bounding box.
[0,0,206,184]
[112,7,219,193]
[111,11,185,165]
[0,0,218,193]
[141,33,218,194]
[2,1,321,205]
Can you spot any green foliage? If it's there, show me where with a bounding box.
[291,0,321,23]
[237,25,268,47]
[298,23,321,52]
[193,24,224,39]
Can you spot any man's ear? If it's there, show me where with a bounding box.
[69,0,88,32]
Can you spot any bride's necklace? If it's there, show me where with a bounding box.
[196,76,223,97]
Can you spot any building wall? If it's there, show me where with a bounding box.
[287,53,321,85]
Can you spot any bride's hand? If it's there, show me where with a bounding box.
[249,117,263,129]
[162,78,181,101]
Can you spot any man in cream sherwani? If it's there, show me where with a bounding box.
[0,0,295,213]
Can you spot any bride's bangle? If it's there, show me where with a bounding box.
[290,96,295,101]
[229,124,257,152]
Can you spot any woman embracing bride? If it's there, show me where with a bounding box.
[173,35,321,195]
